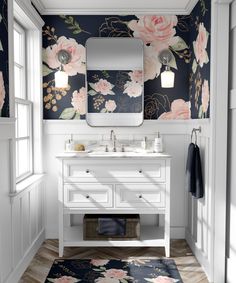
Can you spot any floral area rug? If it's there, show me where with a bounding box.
[45,258,183,283]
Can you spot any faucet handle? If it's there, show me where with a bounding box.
[105,145,109,152]
[121,145,125,152]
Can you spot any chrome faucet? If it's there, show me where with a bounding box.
[110,130,117,152]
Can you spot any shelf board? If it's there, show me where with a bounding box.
[64,225,166,247]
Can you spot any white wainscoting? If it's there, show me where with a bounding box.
[185,122,212,281]
[43,120,210,244]
[0,121,45,283]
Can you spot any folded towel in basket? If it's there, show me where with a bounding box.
[97,218,126,236]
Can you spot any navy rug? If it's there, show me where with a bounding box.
[45,258,183,283]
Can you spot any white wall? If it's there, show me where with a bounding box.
[227,1,236,282]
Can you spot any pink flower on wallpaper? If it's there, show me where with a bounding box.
[44,36,86,76]
[193,23,209,68]
[144,45,162,81]
[128,70,143,84]
[0,71,5,110]
[105,100,117,112]
[158,99,190,120]
[102,269,129,280]
[90,259,109,267]
[128,15,178,52]
[201,79,210,113]
[71,87,87,115]
[93,79,115,95]
[123,81,142,98]
[48,276,80,283]
[145,275,179,283]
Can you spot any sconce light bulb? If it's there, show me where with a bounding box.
[161,66,175,88]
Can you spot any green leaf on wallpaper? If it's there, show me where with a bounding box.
[198,105,203,119]
[72,30,82,35]
[100,108,107,113]
[89,83,96,89]
[0,14,2,23]
[74,112,81,119]
[171,36,188,51]
[43,64,54,77]
[0,40,3,51]
[168,51,177,70]
[88,90,97,96]
[59,108,76,119]
[192,59,198,74]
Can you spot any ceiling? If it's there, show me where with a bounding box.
[32,0,199,15]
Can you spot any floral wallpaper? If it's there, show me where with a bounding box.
[0,0,9,117]
[189,0,211,118]
[42,0,211,120]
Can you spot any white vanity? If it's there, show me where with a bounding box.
[57,152,171,257]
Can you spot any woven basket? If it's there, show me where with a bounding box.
[83,214,140,241]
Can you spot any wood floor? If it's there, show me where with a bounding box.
[19,239,209,283]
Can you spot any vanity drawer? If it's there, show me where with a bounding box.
[115,183,166,208]
[64,184,113,208]
[63,160,166,182]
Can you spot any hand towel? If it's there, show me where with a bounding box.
[97,218,126,236]
[186,143,204,198]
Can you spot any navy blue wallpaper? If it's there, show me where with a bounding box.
[42,0,211,120]
[0,0,9,117]
[189,0,211,118]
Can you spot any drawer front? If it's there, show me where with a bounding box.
[64,184,113,208]
[64,160,166,182]
[115,183,166,208]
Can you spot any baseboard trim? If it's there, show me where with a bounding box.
[185,229,212,282]
[5,229,45,283]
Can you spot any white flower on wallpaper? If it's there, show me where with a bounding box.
[89,79,115,96]
[0,71,5,111]
[198,79,210,118]
[105,100,117,112]
[193,23,209,69]
[158,99,190,120]
[123,81,142,98]
[43,36,86,76]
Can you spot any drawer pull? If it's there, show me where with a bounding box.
[138,195,142,199]
[86,169,90,173]
[139,170,143,174]
[86,195,90,199]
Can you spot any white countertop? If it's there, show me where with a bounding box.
[56,151,172,159]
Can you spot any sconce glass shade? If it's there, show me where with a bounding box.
[54,49,71,88]
[161,66,175,88]
[55,69,68,88]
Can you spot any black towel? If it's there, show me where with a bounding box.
[97,218,126,236]
[186,143,204,198]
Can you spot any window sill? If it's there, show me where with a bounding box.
[10,174,45,198]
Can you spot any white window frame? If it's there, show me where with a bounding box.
[14,20,34,183]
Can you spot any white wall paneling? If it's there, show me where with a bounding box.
[226,1,236,282]
[185,122,212,280]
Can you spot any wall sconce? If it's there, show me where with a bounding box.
[55,49,71,88]
[158,49,175,88]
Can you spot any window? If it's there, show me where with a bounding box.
[14,21,33,182]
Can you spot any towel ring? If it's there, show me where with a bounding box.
[191,127,201,145]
